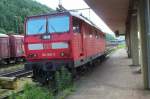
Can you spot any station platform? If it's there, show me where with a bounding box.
[67,49,150,99]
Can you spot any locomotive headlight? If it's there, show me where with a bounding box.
[28,53,38,58]
[60,52,65,57]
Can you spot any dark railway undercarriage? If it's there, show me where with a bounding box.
[25,54,106,91]
[25,60,74,91]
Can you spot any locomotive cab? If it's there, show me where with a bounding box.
[25,12,74,71]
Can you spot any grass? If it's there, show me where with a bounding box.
[9,67,75,99]
[55,67,72,91]
[57,85,75,99]
[117,44,126,49]
[9,83,75,99]
[9,83,54,99]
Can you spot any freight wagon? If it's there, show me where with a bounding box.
[9,35,25,61]
[0,34,10,64]
[0,34,25,65]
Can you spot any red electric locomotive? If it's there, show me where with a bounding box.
[24,11,106,83]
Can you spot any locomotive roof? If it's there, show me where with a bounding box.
[0,33,9,37]
[70,12,102,31]
[26,11,102,32]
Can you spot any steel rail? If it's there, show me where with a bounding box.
[0,69,32,78]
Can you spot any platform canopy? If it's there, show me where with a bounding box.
[84,0,130,34]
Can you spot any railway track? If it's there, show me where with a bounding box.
[0,69,33,99]
[0,69,32,78]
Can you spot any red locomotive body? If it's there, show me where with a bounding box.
[0,34,10,62]
[9,35,25,60]
[24,12,106,83]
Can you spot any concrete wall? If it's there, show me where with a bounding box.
[130,15,139,66]
[138,0,150,89]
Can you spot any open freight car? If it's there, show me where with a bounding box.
[24,11,106,84]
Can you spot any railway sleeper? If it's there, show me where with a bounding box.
[0,77,18,90]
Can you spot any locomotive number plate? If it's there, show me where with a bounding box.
[42,53,55,57]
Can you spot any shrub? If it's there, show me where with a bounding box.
[9,83,54,99]
[55,67,72,91]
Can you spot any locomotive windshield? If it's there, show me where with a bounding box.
[48,16,69,33]
[27,18,46,35]
[26,15,70,35]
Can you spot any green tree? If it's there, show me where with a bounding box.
[0,0,53,34]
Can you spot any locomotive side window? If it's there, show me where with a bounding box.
[73,18,81,33]
[95,30,99,39]
[89,27,93,38]
[92,29,97,38]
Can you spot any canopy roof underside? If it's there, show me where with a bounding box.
[84,0,130,34]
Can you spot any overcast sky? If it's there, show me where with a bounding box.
[35,0,114,34]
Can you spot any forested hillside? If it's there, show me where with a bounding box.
[105,33,116,41]
[0,0,53,34]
